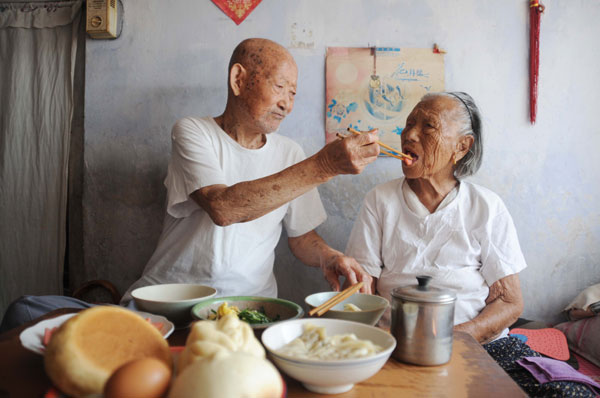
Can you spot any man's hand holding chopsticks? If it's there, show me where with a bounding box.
[316,129,380,176]
[321,254,373,295]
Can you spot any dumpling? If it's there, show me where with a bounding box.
[177,313,264,374]
[169,351,283,398]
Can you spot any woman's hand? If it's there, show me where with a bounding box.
[454,273,524,343]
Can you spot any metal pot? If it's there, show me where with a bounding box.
[390,275,456,365]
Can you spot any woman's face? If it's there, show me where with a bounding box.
[401,96,466,180]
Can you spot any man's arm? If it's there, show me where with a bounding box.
[287,230,373,294]
[191,132,379,226]
[454,273,524,343]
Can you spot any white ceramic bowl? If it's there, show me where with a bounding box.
[305,292,389,325]
[131,283,217,326]
[261,318,396,394]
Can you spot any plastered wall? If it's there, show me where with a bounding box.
[82,0,600,323]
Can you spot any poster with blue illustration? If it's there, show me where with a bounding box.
[325,47,444,153]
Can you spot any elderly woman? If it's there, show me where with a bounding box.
[346,92,597,397]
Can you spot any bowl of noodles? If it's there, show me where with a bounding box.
[190,296,303,333]
[305,292,389,325]
[261,318,396,394]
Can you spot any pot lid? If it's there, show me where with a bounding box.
[391,275,456,304]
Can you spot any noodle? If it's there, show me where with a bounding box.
[277,323,382,360]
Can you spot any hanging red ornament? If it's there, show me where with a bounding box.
[211,0,263,25]
[529,0,545,124]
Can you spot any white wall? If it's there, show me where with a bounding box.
[83,0,600,323]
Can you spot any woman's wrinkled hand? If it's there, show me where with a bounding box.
[320,255,373,294]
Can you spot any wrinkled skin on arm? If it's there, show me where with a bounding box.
[288,230,373,294]
[191,131,379,227]
[454,273,524,343]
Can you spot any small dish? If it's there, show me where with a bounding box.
[305,292,389,325]
[20,310,174,355]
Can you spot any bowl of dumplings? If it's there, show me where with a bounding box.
[305,292,389,325]
[261,318,396,394]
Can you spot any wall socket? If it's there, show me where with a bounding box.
[86,0,118,39]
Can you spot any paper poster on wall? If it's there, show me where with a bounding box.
[325,47,445,153]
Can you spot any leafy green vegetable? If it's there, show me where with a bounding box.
[237,306,280,324]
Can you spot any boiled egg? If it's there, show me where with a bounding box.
[104,357,172,398]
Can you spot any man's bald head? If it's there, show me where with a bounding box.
[228,38,295,81]
[222,38,298,135]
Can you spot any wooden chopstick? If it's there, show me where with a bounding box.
[308,282,364,317]
[336,133,407,161]
[378,147,408,161]
[316,282,363,317]
[347,127,412,160]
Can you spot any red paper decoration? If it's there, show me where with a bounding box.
[211,0,263,25]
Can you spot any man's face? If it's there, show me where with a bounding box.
[240,58,298,133]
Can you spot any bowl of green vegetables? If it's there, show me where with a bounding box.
[190,296,304,333]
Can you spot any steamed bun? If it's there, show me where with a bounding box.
[177,313,265,374]
[168,351,283,398]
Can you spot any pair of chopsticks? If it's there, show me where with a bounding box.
[308,282,363,317]
[341,127,412,161]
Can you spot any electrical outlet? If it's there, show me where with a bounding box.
[86,0,118,39]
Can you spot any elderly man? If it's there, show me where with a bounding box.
[121,37,379,301]
[0,38,379,331]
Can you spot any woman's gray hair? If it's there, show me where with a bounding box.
[421,91,483,178]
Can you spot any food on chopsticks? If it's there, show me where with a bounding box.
[44,306,172,397]
[345,127,413,162]
[402,150,417,166]
[277,323,382,360]
[208,302,279,324]
[343,303,362,312]
[171,314,283,398]
[336,131,408,162]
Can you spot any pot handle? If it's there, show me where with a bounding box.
[416,275,432,290]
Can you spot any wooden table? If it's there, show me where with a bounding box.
[0,309,527,398]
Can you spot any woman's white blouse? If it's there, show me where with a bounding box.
[346,178,527,333]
